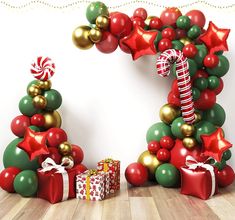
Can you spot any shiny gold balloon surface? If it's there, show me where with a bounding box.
[43,111,62,129]
[59,142,72,156]
[72,26,94,50]
[96,15,109,30]
[159,103,181,124]
[38,80,52,90]
[62,156,74,169]
[183,137,197,149]
[28,85,41,97]
[145,16,156,26]
[180,37,192,45]
[181,124,195,137]
[33,95,47,109]
[138,150,161,180]
[195,112,202,123]
[89,28,102,43]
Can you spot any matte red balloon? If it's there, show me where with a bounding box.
[214,78,224,95]
[192,69,208,82]
[194,89,216,110]
[96,31,119,53]
[182,43,198,58]
[38,147,62,165]
[158,38,172,52]
[125,162,148,186]
[160,7,182,27]
[175,29,186,39]
[71,144,84,165]
[11,115,31,137]
[171,79,180,97]
[156,148,171,162]
[149,17,163,30]
[167,91,181,107]
[148,140,161,154]
[31,114,45,127]
[216,165,234,187]
[160,136,175,150]
[131,17,145,28]
[47,128,68,147]
[0,167,21,192]
[73,164,88,174]
[133,8,147,20]
[161,28,176,41]
[186,10,206,28]
[203,54,219,68]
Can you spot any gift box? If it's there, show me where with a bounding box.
[76,169,109,201]
[97,158,120,193]
[37,158,77,204]
[180,156,218,200]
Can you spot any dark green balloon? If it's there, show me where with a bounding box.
[207,55,229,77]
[188,59,197,77]
[86,1,109,24]
[172,40,184,50]
[19,95,38,117]
[44,89,62,111]
[171,117,185,139]
[176,16,190,30]
[194,44,208,68]
[155,163,180,187]
[154,31,162,48]
[29,125,41,132]
[222,150,232,161]
[208,76,219,90]
[146,122,173,143]
[27,80,39,92]
[194,121,216,143]
[202,103,226,127]
[14,170,38,197]
[193,77,208,91]
[214,159,226,171]
[192,87,200,100]
[187,25,201,39]
[3,138,40,171]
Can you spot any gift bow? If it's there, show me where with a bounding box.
[103,158,113,163]
[85,169,98,200]
[185,156,215,198]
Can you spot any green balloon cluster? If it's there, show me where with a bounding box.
[207,55,229,77]
[44,89,62,111]
[171,117,185,139]
[176,16,190,30]
[194,121,216,143]
[19,95,38,116]
[194,45,207,68]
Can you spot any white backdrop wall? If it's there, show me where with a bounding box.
[0,0,235,171]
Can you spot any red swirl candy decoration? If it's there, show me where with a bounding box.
[156,49,195,124]
[30,57,55,81]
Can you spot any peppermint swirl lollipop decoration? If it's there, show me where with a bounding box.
[30,56,55,81]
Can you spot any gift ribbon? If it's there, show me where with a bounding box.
[102,158,113,172]
[86,169,98,200]
[185,156,215,198]
[40,158,69,201]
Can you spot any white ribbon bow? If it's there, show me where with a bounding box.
[185,156,216,198]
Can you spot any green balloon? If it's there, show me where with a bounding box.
[19,95,38,117]
[210,159,226,171]
[155,163,180,187]
[171,117,185,139]
[176,16,191,30]
[192,87,200,100]
[172,40,184,50]
[193,77,208,91]
[194,121,216,143]
[14,170,38,197]
[29,125,41,132]
[154,31,162,48]
[146,122,173,143]
[222,150,232,161]
[194,44,208,68]
[187,25,201,39]
[44,89,62,111]
[207,55,229,77]
[208,76,219,90]
[202,103,226,127]
[27,80,39,92]
[3,138,40,171]
[86,1,109,24]
[173,58,197,77]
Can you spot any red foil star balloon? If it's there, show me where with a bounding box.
[199,21,230,54]
[201,128,232,162]
[17,128,49,160]
[122,25,158,60]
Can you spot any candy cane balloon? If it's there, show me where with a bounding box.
[156,49,195,124]
[30,56,55,81]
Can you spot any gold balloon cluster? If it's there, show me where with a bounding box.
[159,103,181,124]
[59,141,74,169]
[72,15,109,49]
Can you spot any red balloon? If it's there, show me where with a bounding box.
[156,148,171,162]
[38,147,62,165]
[0,167,21,193]
[11,115,31,137]
[161,28,176,41]
[109,12,132,38]
[133,8,147,20]
[149,17,163,30]
[160,136,175,150]
[192,69,208,81]
[175,29,186,39]
[160,7,182,27]
[158,38,172,52]
[47,128,68,147]
[125,162,148,186]
[214,78,224,95]
[148,141,161,154]
[170,139,208,169]
[194,89,216,110]
[182,43,198,58]
[171,79,180,97]
[119,37,131,54]
[186,10,206,28]
[31,114,45,127]
[71,144,84,165]
[167,91,181,107]
[73,164,88,174]
[203,54,219,68]
[216,165,234,187]
[131,17,145,28]
[96,31,119,53]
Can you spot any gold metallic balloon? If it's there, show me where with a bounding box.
[72,26,94,50]
[96,15,109,30]
[89,28,102,43]
[58,141,72,156]
[62,156,74,169]
[183,137,197,149]
[33,95,47,109]
[145,16,156,26]
[38,80,52,90]
[43,111,62,129]
[138,150,161,180]
[195,112,202,123]
[179,37,192,45]
[28,85,42,97]
[159,103,181,124]
[181,124,195,137]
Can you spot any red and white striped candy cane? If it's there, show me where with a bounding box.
[156,49,195,124]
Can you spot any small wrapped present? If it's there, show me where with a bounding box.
[97,158,120,193]
[37,158,77,204]
[180,156,218,200]
[76,169,110,201]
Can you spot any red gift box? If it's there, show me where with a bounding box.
[180,156,218,200]
[97,158,120,193]
[37,158,77,204]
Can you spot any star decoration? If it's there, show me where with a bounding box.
[199,21,230,54]
[122,25,158,60]
[17,128,49,160]
[201,128,232,162]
